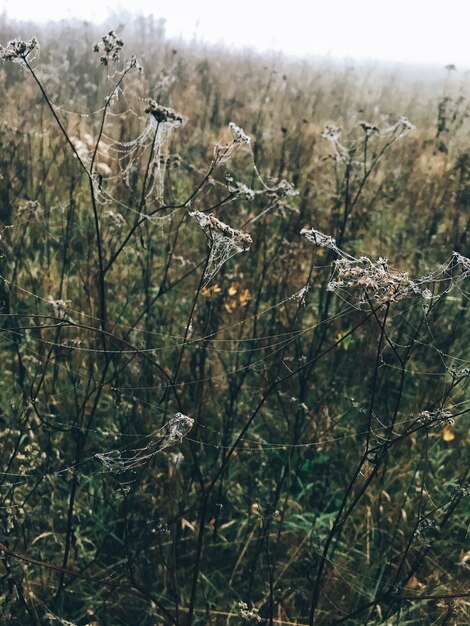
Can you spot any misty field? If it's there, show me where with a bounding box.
[0,16,469,625]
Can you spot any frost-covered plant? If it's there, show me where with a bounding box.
[190,210,253,286]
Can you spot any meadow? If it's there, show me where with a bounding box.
[0,15,469,625]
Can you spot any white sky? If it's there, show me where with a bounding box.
[1,0,469,67]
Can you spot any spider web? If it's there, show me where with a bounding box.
[189,210,253,286]
[95,412,193,477]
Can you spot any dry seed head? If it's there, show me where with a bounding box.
[415,408,454,431]
[301,227,469,305]
[453,251,470,271]
[191,211,252,251]
[239,601,262,623]
[321,124,341,142]
[226,174,256,200]
[300,228,338,252]
[145,99,184,125]
[321,124,351,162]
[214,122,251,163]
[93,30,124,66]
[190,210,252,285]
[0,37,38,62]
[359,121,380,136]
[327,256,415,304]
[229,122,251,145]
[397,116,415,131]
[95,413,194,477]
[382,116,416,135]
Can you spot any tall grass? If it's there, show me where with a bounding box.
[0,17,469,626]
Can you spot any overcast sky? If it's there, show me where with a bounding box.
[1,0,469,67]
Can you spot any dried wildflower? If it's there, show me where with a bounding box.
[300,228,339,252]
[321,117,415,167]
[321,124,342,143]
[96,413,193,476]
[415,408,454,431]
[126,54,142,72]
[453,250,470,271]
[190,212,253,251]
[397,116,415,131]
[327,256,415,304]
[359,121,380,136]
[190,210,252,286]
[229,122,251,145]
[93,30,124,66]
[302,226,469,307]
[239,601,262,623]
[382,116,416,135]
[113,101,183,201]
[226,174,256,200]
[214,122,251,163]
[321,124,351,162]
[0,37,38,62]
[144,99,184,126]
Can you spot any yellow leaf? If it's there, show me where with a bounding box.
[202,284,222,299]
[442,426,455,442]
[239,288,252,306]
[406,575,420,590]
[228,282,239,296]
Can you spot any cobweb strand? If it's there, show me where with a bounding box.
[95,412,193,475]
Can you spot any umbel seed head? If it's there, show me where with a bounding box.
[145,99,183,125]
